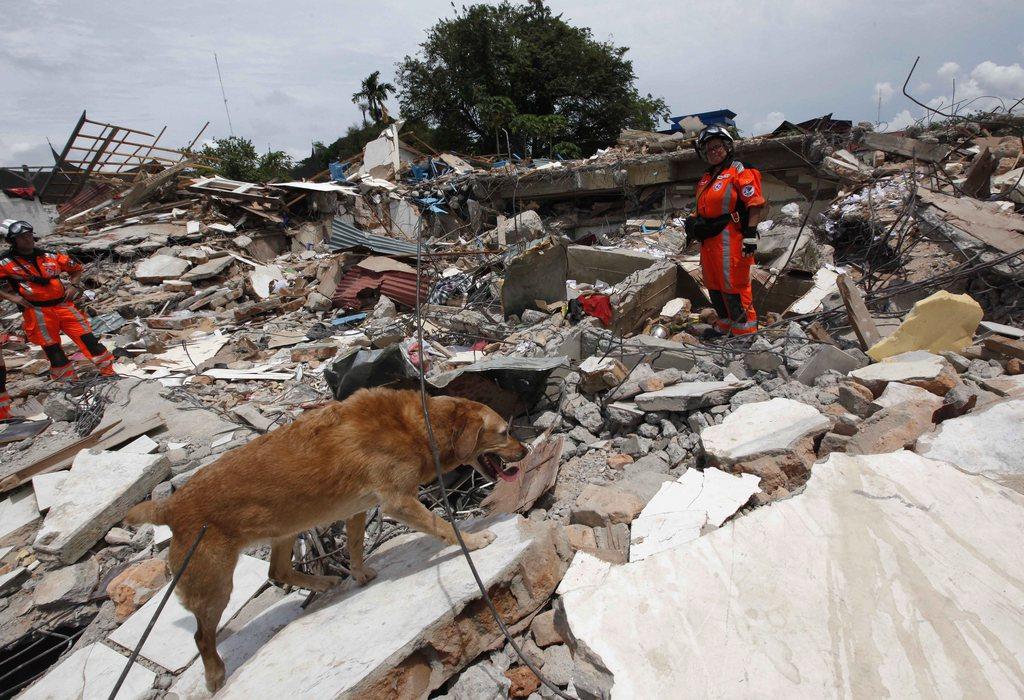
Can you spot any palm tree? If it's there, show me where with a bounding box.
[351,71,396,124]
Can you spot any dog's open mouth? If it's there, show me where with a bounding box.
[477,452,520,482]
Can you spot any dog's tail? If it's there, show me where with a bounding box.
[125,498,170,526]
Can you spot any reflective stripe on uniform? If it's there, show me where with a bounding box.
[31,307,54,344]
[732,161,744,172]
[720,182,733,289]
[50,363,75,380]
[64,302,92,332]
[92,351,114,368]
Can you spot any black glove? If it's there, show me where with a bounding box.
[742,226,758,256]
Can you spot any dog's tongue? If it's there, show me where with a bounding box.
[497,466,520,482]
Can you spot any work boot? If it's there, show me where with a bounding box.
[49,363,78,383]
[92,351,117,377]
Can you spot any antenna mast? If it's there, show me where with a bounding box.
[214,52,235,136]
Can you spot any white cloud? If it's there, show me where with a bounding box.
[885,109,917,132]
[873,81,895,103]
[970,60,1024,96]
[752,111,785,135]
[916,81,931,93]
[937,62,961,80]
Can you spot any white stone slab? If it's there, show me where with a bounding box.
[0,544,13,560]
[119,434,160,454]
[31,471,69,513]
[153,524,173,548]
[135,254,190,283]
[108,554,269,672]
[870,381,944,412]
[217,516,536,698]
[20,642,155,700]
[170,593,306,699]
[562,450,1024,698]
[0,565,28,594]
[629,468,761,562]
[635,379,748,412]
[34,451,169,564]
[556,550,613,596]
[917,399,1024,479]
[0,485,40,541]
[980,374,1024,398]
[701,398,830,465]
[980,321,1024,338]
[848,350,946,385]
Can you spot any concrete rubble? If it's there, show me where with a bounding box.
[2,108,1024,699]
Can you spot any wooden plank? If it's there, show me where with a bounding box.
[836,274,881,350]
[861,132,951,164]
[917,189,1024,254]
[119,160,193,213]
[962,147,996,199]
[984,336,1024,361]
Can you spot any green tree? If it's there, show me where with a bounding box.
[199,136,293,182]
[352,71,397,124]
[397,0,669,155]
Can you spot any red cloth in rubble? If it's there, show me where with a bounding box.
[577,293,613,327]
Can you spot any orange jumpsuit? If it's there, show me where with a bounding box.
[0,248,114,380]
[695,160,765,335]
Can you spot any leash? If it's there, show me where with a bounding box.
[108,524,208,700]
[413,231,578,699]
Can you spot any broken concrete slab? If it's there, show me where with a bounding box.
[870,381,945,413]
[917,399,1024,486]
[849,350,957,396]
[629,468,760,562]
[230,403,274,432]
[794,344,865,386]
[134,254,191,283]
[108,554,268,672]
[493,210,545,245]
[980,374,1024,398]
[33,451,170,564]
[182,256,233,282]
[33,557,99,608]
[249,264,286,299]
[577,356,629,394]
[217,516,567,699]
[570,485,645,527]
[701,398,830,466]
[0,486,40,542]
[868,291,983,361]
[559,450,1024,698]
[19,642,155,700]
[845,402,937,455]
[0,565,29,595]
[634,379,749,412]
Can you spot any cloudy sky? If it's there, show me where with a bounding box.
[2,0,1023,164]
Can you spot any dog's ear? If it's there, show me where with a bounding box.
[452,405,484,463]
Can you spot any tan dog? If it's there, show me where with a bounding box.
[125,388,527,692]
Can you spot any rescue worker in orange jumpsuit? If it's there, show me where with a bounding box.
[0,352,10,420]
[0,220,116,381]
[686,126,766,336]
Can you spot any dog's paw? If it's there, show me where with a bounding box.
[352,566,378,586]
[465,530,496,551]
[305,574,343,593]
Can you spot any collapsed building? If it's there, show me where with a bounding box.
[1,109,1024,698]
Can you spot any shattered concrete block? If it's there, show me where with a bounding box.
[838,381,875,417]
[31,471,68,513]
[531,610,564,648]
[817,432,850,457]
[577,356,629,394]
[918,399,1024,485]
[868,291,983,361]
[107,558,170,622]
[135,254,191,284]
[570,485,645,527]
[493,210,546,245]
[794,345,865,386]
[43,393,80,422]
[18,642,155,700]
[870,382,944,414]
[634,379,749,412]
[33,557,98,609]
[33,450,170,564]
[559,450,1024,698]
[849,350,957,397]
[290,342,340,363]
[216,517,567,699]
[438,661,512,700]
[181,255,233,282]
[701,398,830,467]
[540,644,574,687]
[845,403,937,455]
[564,524,597,551]
[505,665,541,696]
[0,566,30,595]
[604,402,644,432]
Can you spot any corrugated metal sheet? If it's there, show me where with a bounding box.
[329,217,420,257]
[332,267,430,310]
